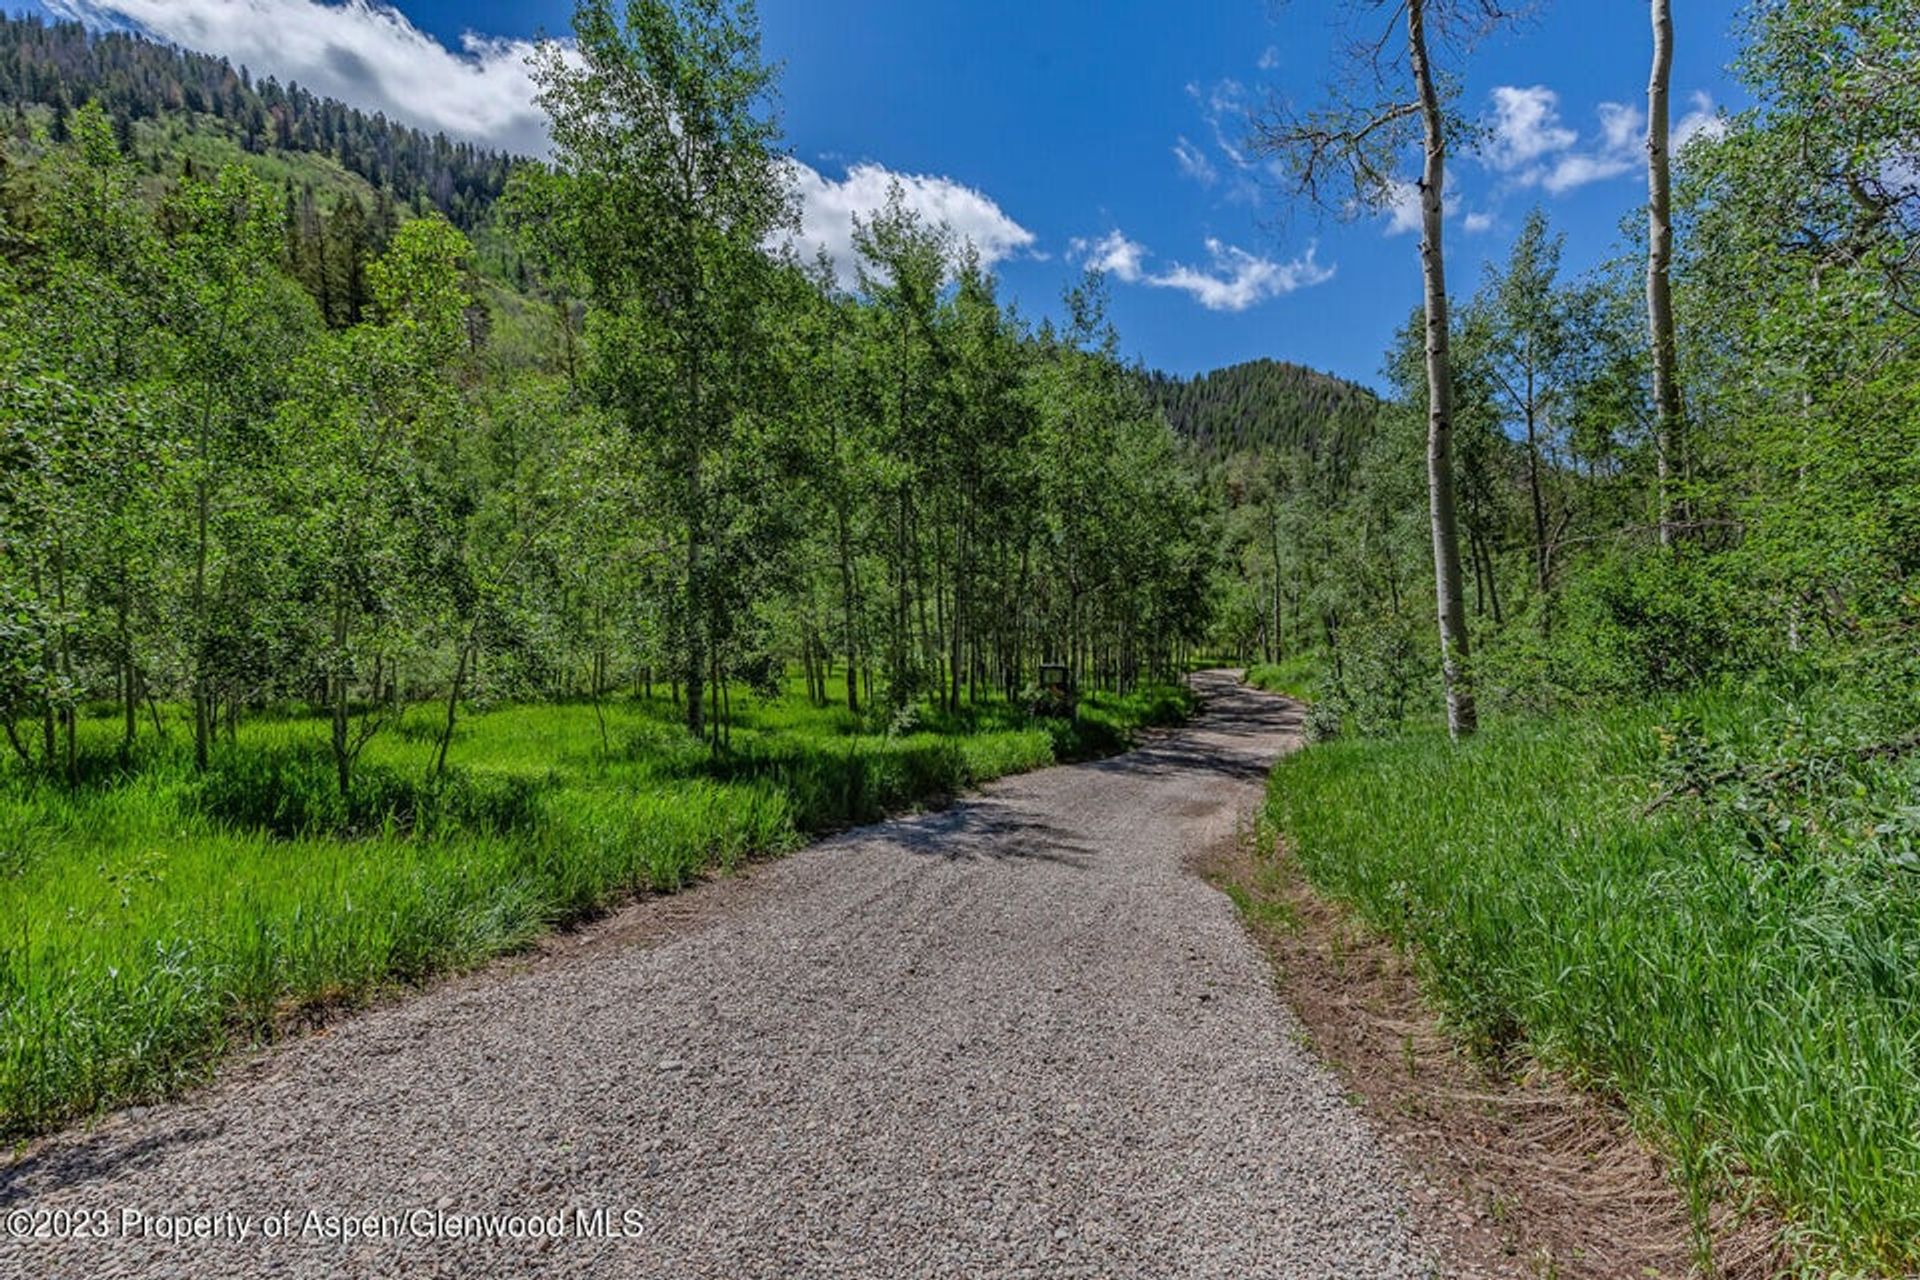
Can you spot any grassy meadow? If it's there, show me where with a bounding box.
[0,676,1190,1140]
[1260,681,1920,1274]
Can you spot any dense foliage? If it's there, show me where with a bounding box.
[1245,2,1920,1268]
[1221,1,1918,727]
[0,2,1214,797]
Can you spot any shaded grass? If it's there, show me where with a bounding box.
[0,678,1190,1139]
[1262,685,1920,1275]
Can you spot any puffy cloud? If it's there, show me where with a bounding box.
[1149,239,1332,311]
[1071,231,1332,312]
[1484,85,1577,173]
[47,0,554,156]
[1481,86,1717,196]
[1067,229,1147,282]
[1539,102,1637,192]
[1257,45,1281,72]
[785,160,1036,286]
[1462,210,1494,234]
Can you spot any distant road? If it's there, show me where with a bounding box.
[4,671,1438,1279]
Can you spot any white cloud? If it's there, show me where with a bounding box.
[1172,135,1217,187]
[1257,45,1280,71]
[1596,100,1643,154]
[1477,84,1643,195]
[1485,85,1577,174]
[785,160,1036,287]
[1150,239,1332,311]
[47,0,554,156]
[1067,229,1147,282]
[1479,85,1724,196]
[1540,152,1628,193]
[1383,179,1425,236]
[1462,210,1494,234]
[1673,91,1727,149]
[1071,231,1333,312]
[1541,103,1640,193]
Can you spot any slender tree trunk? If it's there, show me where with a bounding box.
[118,577,136,748]
[192,468,211,771]
[1268,502,1283,663]
[51,544,75,783]
[840,504,860,715]
[1410,0,1475,739]
[949,495,967,714]
[1646,0,1683,545]
[433,638,471,778]
[683,402,707,739]
[331,597,352,800]
[1525,398,1550,595]
[1480,530,1505,626]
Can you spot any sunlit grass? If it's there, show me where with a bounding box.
[1244,656,1322,702]
[0,676,1190,1139]
[1263,685,1920,1273]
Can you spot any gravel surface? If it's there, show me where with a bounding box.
[3,671,1439,1279]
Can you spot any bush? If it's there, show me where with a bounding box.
[1531,549,1769,698]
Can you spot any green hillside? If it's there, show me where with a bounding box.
[1146,358,1380,463]
[0,12,513,226]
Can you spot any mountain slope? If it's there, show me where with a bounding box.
[0,12,514,228]
[1147,358,1380,464]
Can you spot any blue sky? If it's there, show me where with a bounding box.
[25,0,1748,386]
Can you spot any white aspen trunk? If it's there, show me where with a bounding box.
[1409,0,1476,739]
[1647,0,1683,546]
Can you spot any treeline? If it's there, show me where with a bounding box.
[0,13,512,227]
[1223,0,1918,733]
[0,0,1212,796]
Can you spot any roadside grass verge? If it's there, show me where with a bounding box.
[1262,684,1920,1275]
[0,678,1191,1140]
[1244,656,1322,702]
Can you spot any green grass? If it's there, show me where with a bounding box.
[1262,684,1920,1274]
[1244,656,1322,702]
[0,677,1190,1140]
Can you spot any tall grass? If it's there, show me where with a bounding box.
[1262,685,1920,1273]
[0,679,1190,1139]
[1244,655,1322,702]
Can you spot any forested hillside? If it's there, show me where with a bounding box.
[0,13,513,227]
[1146,358,1379,461]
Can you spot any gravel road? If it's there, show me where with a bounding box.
[3,670,1439,1279]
